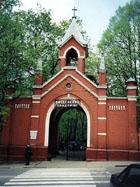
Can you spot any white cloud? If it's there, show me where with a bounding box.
[20,0,75,22]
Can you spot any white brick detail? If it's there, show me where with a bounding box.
[31,115,39,118]
[127,86,137,90]
[98,102,106,104]
[98,117,107,120]
[98,133,107,136]
[32,101,40,103]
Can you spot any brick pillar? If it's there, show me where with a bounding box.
[30,97,41,145]
[97,54,107,160]
[127,79,138,147]
[59,58,66,70]
[34,59,43,85]
[126,78,139,160]
[34,73,43,85]
[30,71,43,145]
[99,53,106,86]
[77,58,85,74]
[99,71,106,85]
[97,92,107,160]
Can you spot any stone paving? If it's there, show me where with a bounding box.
[0,158,139,169]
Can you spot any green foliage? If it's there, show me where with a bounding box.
[98,0,140,126]
[85,51,100,84]
[0,105,9,129]
[98,0,140,96]
[0,0,21,14]
[17,7,61,82]
[58,108,87,144]
[0,2,67,127]
[0,0,32,126]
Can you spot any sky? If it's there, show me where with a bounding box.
[19,0,132,47]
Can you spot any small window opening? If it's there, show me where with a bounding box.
[66,48,78,66]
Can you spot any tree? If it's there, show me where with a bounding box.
[0,0,20,13]
[0,1,70,128]
[0,0,3,8]
[0,1,96,129]
[98,0,140,125]
[98,0,140,96]
[16,7,62,82]
[0,1,38,128]
[85,51,101,84]
[58,108,87,147]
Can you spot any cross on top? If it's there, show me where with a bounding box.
[72,7,77,19]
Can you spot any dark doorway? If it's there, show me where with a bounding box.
[48,106,87,161]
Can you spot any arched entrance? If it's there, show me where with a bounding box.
[44,98,91,161]
[49,107,87,160]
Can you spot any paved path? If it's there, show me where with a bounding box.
[1,159,138,169]
[4,167,111,187]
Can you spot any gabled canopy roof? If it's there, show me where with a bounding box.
[126,77,136,82]
[59,18,88,48]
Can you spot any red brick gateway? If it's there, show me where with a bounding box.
[0,18,139,161]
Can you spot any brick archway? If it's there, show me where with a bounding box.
[44,98,91,149]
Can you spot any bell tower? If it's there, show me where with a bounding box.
[59,8,88,74]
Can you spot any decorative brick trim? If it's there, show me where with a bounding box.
[98,117,107,120]
[32,95,41,100]
[127,86,137,90]
[127,96,137,101]
[98,133,107,136]
[98,96,107,101]
[109,105,126,111]
[41,74,98,98]
[32,101,40,103]
[108,97,127,99]
[98,102,106,104]
[59,45,82,58]
[15,104,30,109]
[31,115,39,118]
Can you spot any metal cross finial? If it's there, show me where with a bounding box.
[72,6,77,19]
